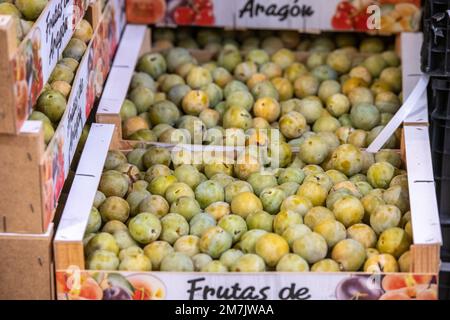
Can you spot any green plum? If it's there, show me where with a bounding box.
[292,232,328,264]
[218,214,247,243]
[199,226,232,259]
[189,213,217,237]
[128,213,162,244]
[331,239,366,271]
[276,254,309,272]
[160,252,194,272]
[160,213,189,244]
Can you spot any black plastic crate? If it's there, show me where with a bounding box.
[428,77,450,174]
[429,77,450,119]
[430,117,450,153]
[431,150,450,179]
[421,1,450,76]
[434,176,450,221]
[442,223,450,259]
[439,270,450,300]
[423,0,450,18]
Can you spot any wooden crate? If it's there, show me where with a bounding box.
[0,224,55,300]
[0,0,93,134]
[53,123,441,300]
[0,0,126,234]
[97,25,424,150]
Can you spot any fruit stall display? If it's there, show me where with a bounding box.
[0,1,439,302]
[0,0,93,134]
[125,0,422,34]
[97,25,421,155]
[0,0,126,234]
[53,120,440,300]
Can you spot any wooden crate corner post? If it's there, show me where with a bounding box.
[0,124,46,233]
[86,0,103,30]
[410,244,441,274]
[96,112,123,149]
[139,26,151,57]
[0,15,18,133]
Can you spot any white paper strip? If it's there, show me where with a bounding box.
[55,124,114,242]
[112,24,147,68]
[404,126,442,245]
[404,126,435,182]
[366,74,429,153]
[408,181,442,244]
[404,90,428,124]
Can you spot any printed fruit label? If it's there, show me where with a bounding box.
[13,0,87,132]
[126,0,421,34]
[330,0,421,33]
[56,269,438,300]
[41,0,125,230]
[127,0,232,26]
[235,0,319,30]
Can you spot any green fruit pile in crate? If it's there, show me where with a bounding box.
[28,19,93,144]
[83,143,412,273]
[0,0,48,42]
[121,29,402,151]
[153,28,397,56]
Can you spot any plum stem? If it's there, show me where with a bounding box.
[377,262,384,272]
[351,292,369,300]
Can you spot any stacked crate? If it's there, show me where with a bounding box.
[0,0,126,299]
[421,0,450,265]
[428,79,450,249]
[51,22,442,300]
[0,0,89,299]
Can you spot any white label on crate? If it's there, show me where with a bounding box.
[35,0,124,216]
[212,0,236,26]
[13,0,86,130]
[159,273,349,300]
[64,57,88,169]
[235,0,321,30]
[40,0,83,84]
[56,270,439,300]
[61,0,125,180]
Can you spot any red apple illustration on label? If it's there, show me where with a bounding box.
[332,11,353,30]
[353,11,369,31]
[194,8,215,25]
[144,0,166,23]
[337,1,357,16]
[192,0,213,11]
[173,6,195,25]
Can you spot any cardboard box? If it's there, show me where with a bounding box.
[0,0,126,234]
[125,0,421,34]
[0,0,90,134]
[53,123,441,300]
[0,224,55,300]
